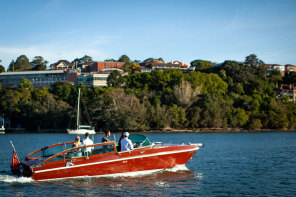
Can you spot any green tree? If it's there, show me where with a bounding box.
[268,70,282,85]
[8,55,32,71]
[143,57,164,63]
[91,89,149,131]
[104,58,116,62]
[18,78,33,90]
[283,71,296,85]
[118,55,133,73]
[186,71,228,95]
[30,92,71,129]
[247,119,263,130]
[31,56,48,70]
[244,54,265,67]
[198,94,228,128]
[107,70,123,88]
[167,104,187,129]
[118,55,130,63]
[73,55,93,64]
[51,81,75,104]
[230,108,249,128]
[0,65,5,73]
[190,60,214,71]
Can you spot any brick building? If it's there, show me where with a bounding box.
[87,62,125,72]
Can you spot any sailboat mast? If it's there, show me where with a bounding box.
[76,88,81,129]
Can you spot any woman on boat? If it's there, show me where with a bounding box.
[72,136,81,147]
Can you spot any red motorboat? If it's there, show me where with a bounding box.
[16,134,202,181]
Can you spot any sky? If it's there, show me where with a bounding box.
[0,0,296,69]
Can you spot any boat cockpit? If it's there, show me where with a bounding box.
[24,134,153,166]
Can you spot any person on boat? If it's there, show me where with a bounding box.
[120,132,134,152]
[82,132,93,155]
[117,132,124,152]
[102,130,111,142]
[72,136,81,147]
[102,130,113,152]
[71,136,82,157]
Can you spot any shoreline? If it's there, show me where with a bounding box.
[4,128,296,134]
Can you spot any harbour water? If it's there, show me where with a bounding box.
[0,132,295,196]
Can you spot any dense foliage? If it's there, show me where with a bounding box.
[0,54,296,131]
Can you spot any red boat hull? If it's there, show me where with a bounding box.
[29,145,199,181]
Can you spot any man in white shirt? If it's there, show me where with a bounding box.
[120,132,134,152]
[82,132,93,154]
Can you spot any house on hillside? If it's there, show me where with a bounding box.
[50,60,74,70]
[276,84,296,103]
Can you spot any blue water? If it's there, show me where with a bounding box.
[0,132,296,196]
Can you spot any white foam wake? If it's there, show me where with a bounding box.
[0,175,33,183]
[164,164,189,172]
[100,165,189,178]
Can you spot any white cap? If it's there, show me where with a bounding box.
[123,132,129,137]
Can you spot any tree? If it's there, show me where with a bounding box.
[0,65,5,73]
[8,55,31,71]
[190,60,214,71]
[173,80,201,108]
[51,81,75,104]
[104,58,116,62]
[107,70,123,88]
[186,71,228,95]
[118,55,133,73]
[0,60,4,72]
[93,89,148,131]
[18,78,33,90]
[167,104,187,129]
[198,94,226,128]
[268,70,282,86]
[283,71,296,85]
[31,56,48,70]
[244,54,265,67]
[118,55,130,63]
[143,57,164,63]
[72,55,93,65]
[230,108,249,128]
[247,119,263,130]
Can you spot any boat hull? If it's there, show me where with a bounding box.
[67,129,96,135]
[28,145,199,181]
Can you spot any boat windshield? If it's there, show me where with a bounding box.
[129,134,151,148]
[26,142,73,160]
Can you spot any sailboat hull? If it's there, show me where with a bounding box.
[67,128,96,135]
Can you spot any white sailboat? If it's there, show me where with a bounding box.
[67,88,96,135]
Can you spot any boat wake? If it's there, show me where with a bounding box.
[0,173,33,183]
[164,164,189,172]
[102,165,189,179]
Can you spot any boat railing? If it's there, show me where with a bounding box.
[42,141,117,165]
